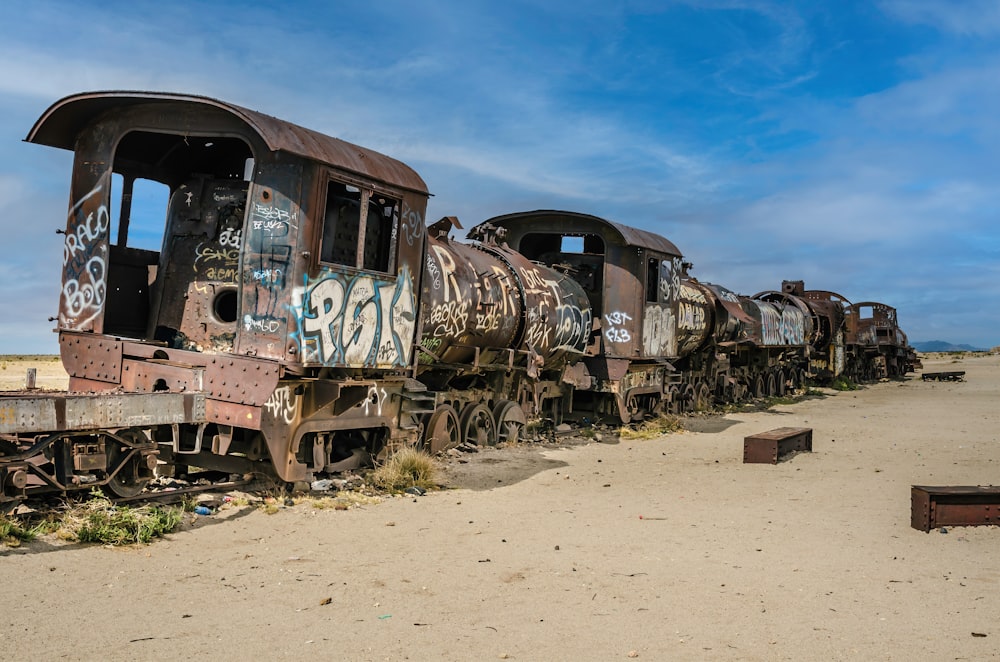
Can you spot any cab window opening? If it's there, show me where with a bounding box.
[320,179,397,272]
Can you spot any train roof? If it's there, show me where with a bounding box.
[482,210,682,257]
[25,90,428,195]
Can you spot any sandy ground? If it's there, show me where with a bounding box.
[0,356,69,391]
[2,354,999,661]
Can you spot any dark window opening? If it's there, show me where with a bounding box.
[646,258,659,303]
[320,180,397,272]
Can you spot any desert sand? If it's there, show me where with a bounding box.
[2,353,999,661]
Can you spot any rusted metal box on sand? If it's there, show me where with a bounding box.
[911,485,1000,532]
[743,427,812,464]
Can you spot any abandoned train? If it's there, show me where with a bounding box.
[0,91,919,507]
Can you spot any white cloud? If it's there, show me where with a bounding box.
[880,0,1000,36]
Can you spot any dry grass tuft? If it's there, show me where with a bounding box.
[619,414,683,440]
[370,447,439,492]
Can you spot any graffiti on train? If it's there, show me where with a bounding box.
[758,304,806,345]
[297,267,416,367]
[60,176,110,328]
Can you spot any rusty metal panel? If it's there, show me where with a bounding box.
[117,342,280,405]
[911,486,1000,532]
[120,358,205,393]
[205,399,262,429]
[0,392,206,434]
[151,179,247,354]
[206,355,280,406]
[60,332,122,383]
[700,282,754,340]
[743,427,813,464]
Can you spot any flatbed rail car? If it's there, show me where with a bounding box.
[0,391,204,506]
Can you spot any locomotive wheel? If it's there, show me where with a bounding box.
[103,429,156,499]
[765,373,777,397]
[460,404,497,446]
[774,370,788,397]
[753,375,765,399]
[693,382,712,412]
[677,384,695,414]
[423,405,461,454]
[492,400,526,444]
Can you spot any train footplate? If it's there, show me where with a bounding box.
[911,485,1000,532]
[0,391,207,434]
[743,427,813,464]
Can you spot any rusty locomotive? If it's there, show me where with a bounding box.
[0,91,919,507]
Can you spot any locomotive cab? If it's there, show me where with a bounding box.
[478,210,684,423]
[26,91,432,484]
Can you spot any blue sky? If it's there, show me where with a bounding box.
[1,0,997,353]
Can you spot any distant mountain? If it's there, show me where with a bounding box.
[912,340,986,352]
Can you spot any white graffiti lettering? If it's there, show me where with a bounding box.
[264,386,297,425]
[219,227,242,248]
[400,201,424,246]
[429,299,470,338]
[678,301,707,331]
[430,244,460,302]
[363,385,388,417]
[252,203,294,222]
[300,268,416,368]
[243,315,282,334]
[195,245,240,266]
[756,303,806,346]
[252,268,283,287]
[425,254,442,291]
[643,305,676,356]
[475,307,502,333]
[60,179,110,328]
[62,257,107,319]
[604,311,633,344]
